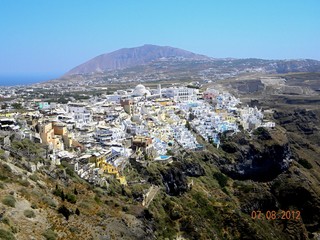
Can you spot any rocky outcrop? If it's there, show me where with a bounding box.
[161,167,189,196]
[215,129,292,182]
[271,168,320,232]
[273,109,318,135]
[179,162,205,177]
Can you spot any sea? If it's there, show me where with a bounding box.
[0,74,60,87]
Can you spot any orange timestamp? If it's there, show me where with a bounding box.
[251,210,301,220]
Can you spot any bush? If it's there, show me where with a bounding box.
[93,187,104,196]
[65,168,74,177]
[31,203,38,209]
[10,226,17,234]
[234,181,254,193]
[0,229,16,240]
[18,188,30,198]
[2,163,12,173]
[213,172,228,188]
[298,158,312,169]
[2,195,16,207]
[253,127,271,140]
[29,174,39,182]
[1,217,10,225]
[65,193,76,204]
[53,185,65,201]
[69,226,80,233]
[75,208,80,216]
[41,196,56,208]
[221,142,237,153]
[0,163,11,181]
[94,195,101,204]
[42,229,57,240]
[18,179,30,187]
[24,209,35,218]
[58,205,70,220]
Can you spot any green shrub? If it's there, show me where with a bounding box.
[31,203,38,209]
[65,168,74,177]
[93,187,104,196]
[75,208,80,216]
[18,179,30,187]
[69,226,80,233]
[234,181,254,193]
[0,229,16,240]
[29,174,39,182]
[253,127,271,140]
[18,188,30,198]
[41,196,56,208]
[2,164,12,173]
[10,226,17,234]
[65,193,76,204]
[94,195,101,204]
[31,189,42,197]
[42,229,57,240]
[2,195,16,207]
[0,163,11,181]
[52,187,65,201]
[1,217,10,225]
[213,172,228,188]
[58,205,70,220]
[221,142,237,153]
[78,201,90,209]
[24,209,35,218]
[298,158,312,169]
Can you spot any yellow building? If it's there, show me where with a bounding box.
[85,152,127,185]
[63,134,73,148]
[155,99,173,106]
[52,137,63,150]
[99,162,127,185]
[39,122,71,150]
[225,116,236,123]
[53,123,67,135]
[0,113,15,118]
[39,122,54,145]
[102,163,118,175]
[90,154,106,168]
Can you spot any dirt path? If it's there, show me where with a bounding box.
[142,185,160,208]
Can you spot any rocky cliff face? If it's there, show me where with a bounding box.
[161,161,205,196]
[161,167,189,196]
[273,108,320,141]
[216,128,292,181]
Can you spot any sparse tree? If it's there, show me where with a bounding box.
[12,102,23,109]
[185,121,191,130]
[75,208,80,216]
[58,205,70,220]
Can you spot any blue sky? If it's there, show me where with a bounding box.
[0,0,319,78]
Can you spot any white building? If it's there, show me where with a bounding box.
[67,103,92,125]
[132,84,151,97]
[163,87,198,102]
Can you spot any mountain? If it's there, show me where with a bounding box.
[65,44,210,75]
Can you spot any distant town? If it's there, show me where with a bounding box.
[0,82,275,187]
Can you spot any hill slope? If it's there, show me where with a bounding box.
[65,44,210,75]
